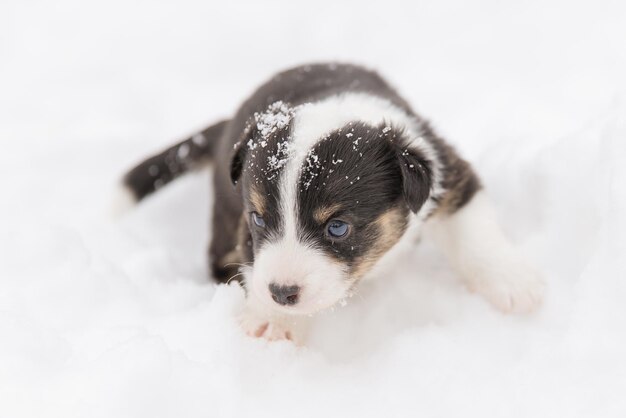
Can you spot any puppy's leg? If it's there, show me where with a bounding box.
[239,293,309,344]
[209,200,255,283]
[426,191,545,313]
[209,208,242,283]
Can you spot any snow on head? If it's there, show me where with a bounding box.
[264,139,293,181]
[243,102,297,182]
[301,149,321,190]
[255,101,293,138]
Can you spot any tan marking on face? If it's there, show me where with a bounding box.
[221,249,241,265]
[249,188,266,215]
[350,206,408,279]
[313,203,342,224]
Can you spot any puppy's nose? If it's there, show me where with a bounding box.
[269,283,300,306]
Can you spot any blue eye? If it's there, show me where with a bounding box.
[251,212,266,228]
[326,220,350,239]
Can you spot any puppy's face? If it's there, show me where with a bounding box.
[231,102,432,315]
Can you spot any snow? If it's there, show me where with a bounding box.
[191,133,206,146]
[301,150,322,190]
[1,0,625,417]
[265,140,293,178]
[177,143,190,160]
[148,165,160,176]
[255,101,293,138]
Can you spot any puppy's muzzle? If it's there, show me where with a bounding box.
[269,283,300,306]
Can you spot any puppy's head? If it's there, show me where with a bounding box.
[231,100,433,315]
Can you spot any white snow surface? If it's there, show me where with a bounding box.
[1,0,625,417]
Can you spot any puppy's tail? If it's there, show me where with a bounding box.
[112,119,229,216]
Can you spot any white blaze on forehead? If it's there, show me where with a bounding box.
[278,92,442,243]
[292,93,424,148]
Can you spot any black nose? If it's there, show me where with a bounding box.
[269,283,300,306]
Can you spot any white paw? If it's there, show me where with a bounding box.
[239,311,301,343]
[466,261,546,314]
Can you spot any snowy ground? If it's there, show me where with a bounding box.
[1,0,625,417]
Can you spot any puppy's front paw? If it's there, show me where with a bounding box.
[467,260,546,314]
[239,312,299,343]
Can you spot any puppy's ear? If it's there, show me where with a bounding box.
[230,125,254,185]
[394,142,433,213]
[230,141,247,185]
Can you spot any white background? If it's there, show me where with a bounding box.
[1,0,625,417]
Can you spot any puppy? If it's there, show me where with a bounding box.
[118,63,545,343]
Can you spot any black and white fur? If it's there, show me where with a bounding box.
[118,63,545,343]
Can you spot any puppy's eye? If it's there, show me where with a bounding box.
[251,212,266,228]
[326,219,350,239]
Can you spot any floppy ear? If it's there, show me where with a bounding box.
[230,141,247,185]
[395,145,433,213]
[229,124,254,185]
